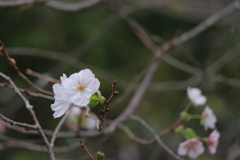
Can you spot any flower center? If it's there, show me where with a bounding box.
[78,85,85,91]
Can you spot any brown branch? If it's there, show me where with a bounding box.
[0,72,55,160]
[118,123,153,145]
[0,113,37,131]
[130,115,184,160]
[98,80,118,131]
[82,106,100,130]
[0,41,54,96]
[26,69,61,84]
[0,134,80,153]
[0,82,54,100]
[50,111,69,147]
[79,139,95,160]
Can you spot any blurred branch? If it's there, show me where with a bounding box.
[50,111,69,147]
[211,74,240,88]
[0,113,37,131]
[163,54,201,74]
[79,139,95,160]
[0,0,100,12]
[0,82,54,100]
[130,115,184,160]
[149,76,200,92]
[0,134,80,153]
[26,69,60,84]
[118,123,153,145]
[0,41,53,96]
[0,72,55,160]
[5,47,129,88]
[105,0,240,135]
[45,0,100,12]
[207,43,240,75]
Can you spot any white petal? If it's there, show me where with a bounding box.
[78,69,95,86]
[62,78,79,95]
[53,102,70,118]
[178,145,188,156]
[194,96,206,106]
[60,73,68,82]
[92,78,100,93]
[187,87,201,101]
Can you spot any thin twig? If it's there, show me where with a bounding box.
[130,115,184,160]
[0,41,54,96]
[26,69,61,84]
[50,111,69,147]
[98,80,118,131]
[82,106,100,130]
[0,82,54,100]
[0,113,37,131]
[79,139,95,160]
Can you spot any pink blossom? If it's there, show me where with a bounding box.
[208,129,220,154]
[62,69,100,106]
[178,138,205,159]
[187,87,206,106]
[201,106,217,130]
[0,119,6,133]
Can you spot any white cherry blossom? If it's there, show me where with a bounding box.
[178,138,205,159]
[201,106,217,130]
[208,129,220,154]
[62,69,100,106]
[187,87,206,106]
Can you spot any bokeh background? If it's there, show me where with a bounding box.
[1,0,240,160]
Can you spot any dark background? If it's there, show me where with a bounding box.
[0,0,240,160]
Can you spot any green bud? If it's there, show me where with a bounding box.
[99,96,106,104]
[174,125,185,134]
[182,128,197,139]
[180,111,188,120]
[96,151,105,160]
[88,94,100,107]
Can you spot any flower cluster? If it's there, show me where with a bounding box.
[51,69,100,118]
[177,87,220,159]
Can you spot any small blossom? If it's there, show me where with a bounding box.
[201,106,217,130]
[66,106,82,131]
[62,69,100,106]
[0,119,6,133]
[187,87,206,106]
[66,106,98,131]
[208,129,220,154]
[178,138,205,159]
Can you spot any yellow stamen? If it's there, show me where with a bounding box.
[78,85,85,91]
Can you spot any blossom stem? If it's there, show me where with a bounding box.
[184,102,193,112]
[190,114,202,119]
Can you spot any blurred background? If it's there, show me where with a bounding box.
[0,0,240,160]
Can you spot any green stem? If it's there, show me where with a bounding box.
[190,114,202,119]
[184,102,193,112]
